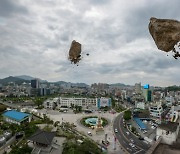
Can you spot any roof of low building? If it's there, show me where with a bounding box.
[159,122,179,132]
[28,130,56,145]
[3,110,30,121]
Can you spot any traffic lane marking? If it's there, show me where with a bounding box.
[118,114,143,151]
[113,114,130,154]
[115,122,137,153]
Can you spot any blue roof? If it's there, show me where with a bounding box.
[3,110,30,121]
[134,117,147,130]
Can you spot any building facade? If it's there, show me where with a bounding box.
[135,102,145,110]
[31,79,40,89]
[43,98,59,109]
[57,97,97,109]
[135,83,141,94]
[156,122,179,145]
[96,98,111,109]
[149,102,163,118]
[43,97,111,109]
[3,110,32,125]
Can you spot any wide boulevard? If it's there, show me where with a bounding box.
[113,113,150,154]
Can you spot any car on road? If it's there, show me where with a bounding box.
[151,126,155,129]
[129,143,135,148]
[87,132,92,136]
[130,139,134,143]
[115,128,118,133]
[126,132,130,135]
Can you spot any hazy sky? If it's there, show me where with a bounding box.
[0,0,179,86]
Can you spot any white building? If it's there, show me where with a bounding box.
[57,97,97,109]
[43,98,59,109]
[165,96,175,107]
[165,106,179,122]
[156,122,179,145]
[121,90,127,100]
[149,102,163,119]
[135,102,145,109]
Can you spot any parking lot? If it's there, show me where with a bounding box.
[129,118,157,143]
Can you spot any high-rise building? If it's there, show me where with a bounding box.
[31,79,40,89]
[143,84,152,102]
[135,83,141,94]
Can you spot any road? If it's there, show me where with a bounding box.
[113,113,150,154]
[0,136,15,154]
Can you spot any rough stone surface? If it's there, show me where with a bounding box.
[149,17,180,52]
[68,40,81,64]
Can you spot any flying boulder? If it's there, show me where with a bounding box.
[68,40,82,64]
[149,17,180,59]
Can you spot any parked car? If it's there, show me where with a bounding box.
[129,143,135,148]
[143,120,147,123]
[142,130,147,134]
[115,129,118,133]
[130,139,134,143]
[126,132,130,135]
[151,126,155,129]
[87,132,92,136]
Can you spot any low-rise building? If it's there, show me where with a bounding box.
[57,97,97,109]
[29,130,56,153]
[149,102,164,119]
[43,97,111,110]
[135,102,145,110]
[2,110,32,125]
[156,122,179,145]
[165,96,175,107]
[43,98,59,109]
[165,106,179,122]
[97,97,111,109]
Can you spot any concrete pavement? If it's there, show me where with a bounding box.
[41,109,125,153]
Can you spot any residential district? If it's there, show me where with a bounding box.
[0,76,180,154]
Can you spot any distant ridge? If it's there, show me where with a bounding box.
[0,75,88,87]
[0,76,29,85]
[15,75,48,83]
[53,81,89,88]
[0,75,129,88]
[15,75,34,81]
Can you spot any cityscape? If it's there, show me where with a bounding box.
[0,76,180,154]
[0,0,180,154]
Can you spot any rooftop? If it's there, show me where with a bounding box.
[3,110,30,121]
[28,130,56,145]
[159,122,179,132]
[134,117,147,130]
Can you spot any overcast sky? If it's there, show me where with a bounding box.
[0,0,179,86]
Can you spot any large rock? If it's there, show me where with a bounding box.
[149,17,180,52]
[68,40,81,64]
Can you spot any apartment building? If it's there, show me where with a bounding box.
[149,102,164,118]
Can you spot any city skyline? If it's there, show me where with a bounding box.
[0,0,180,86]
